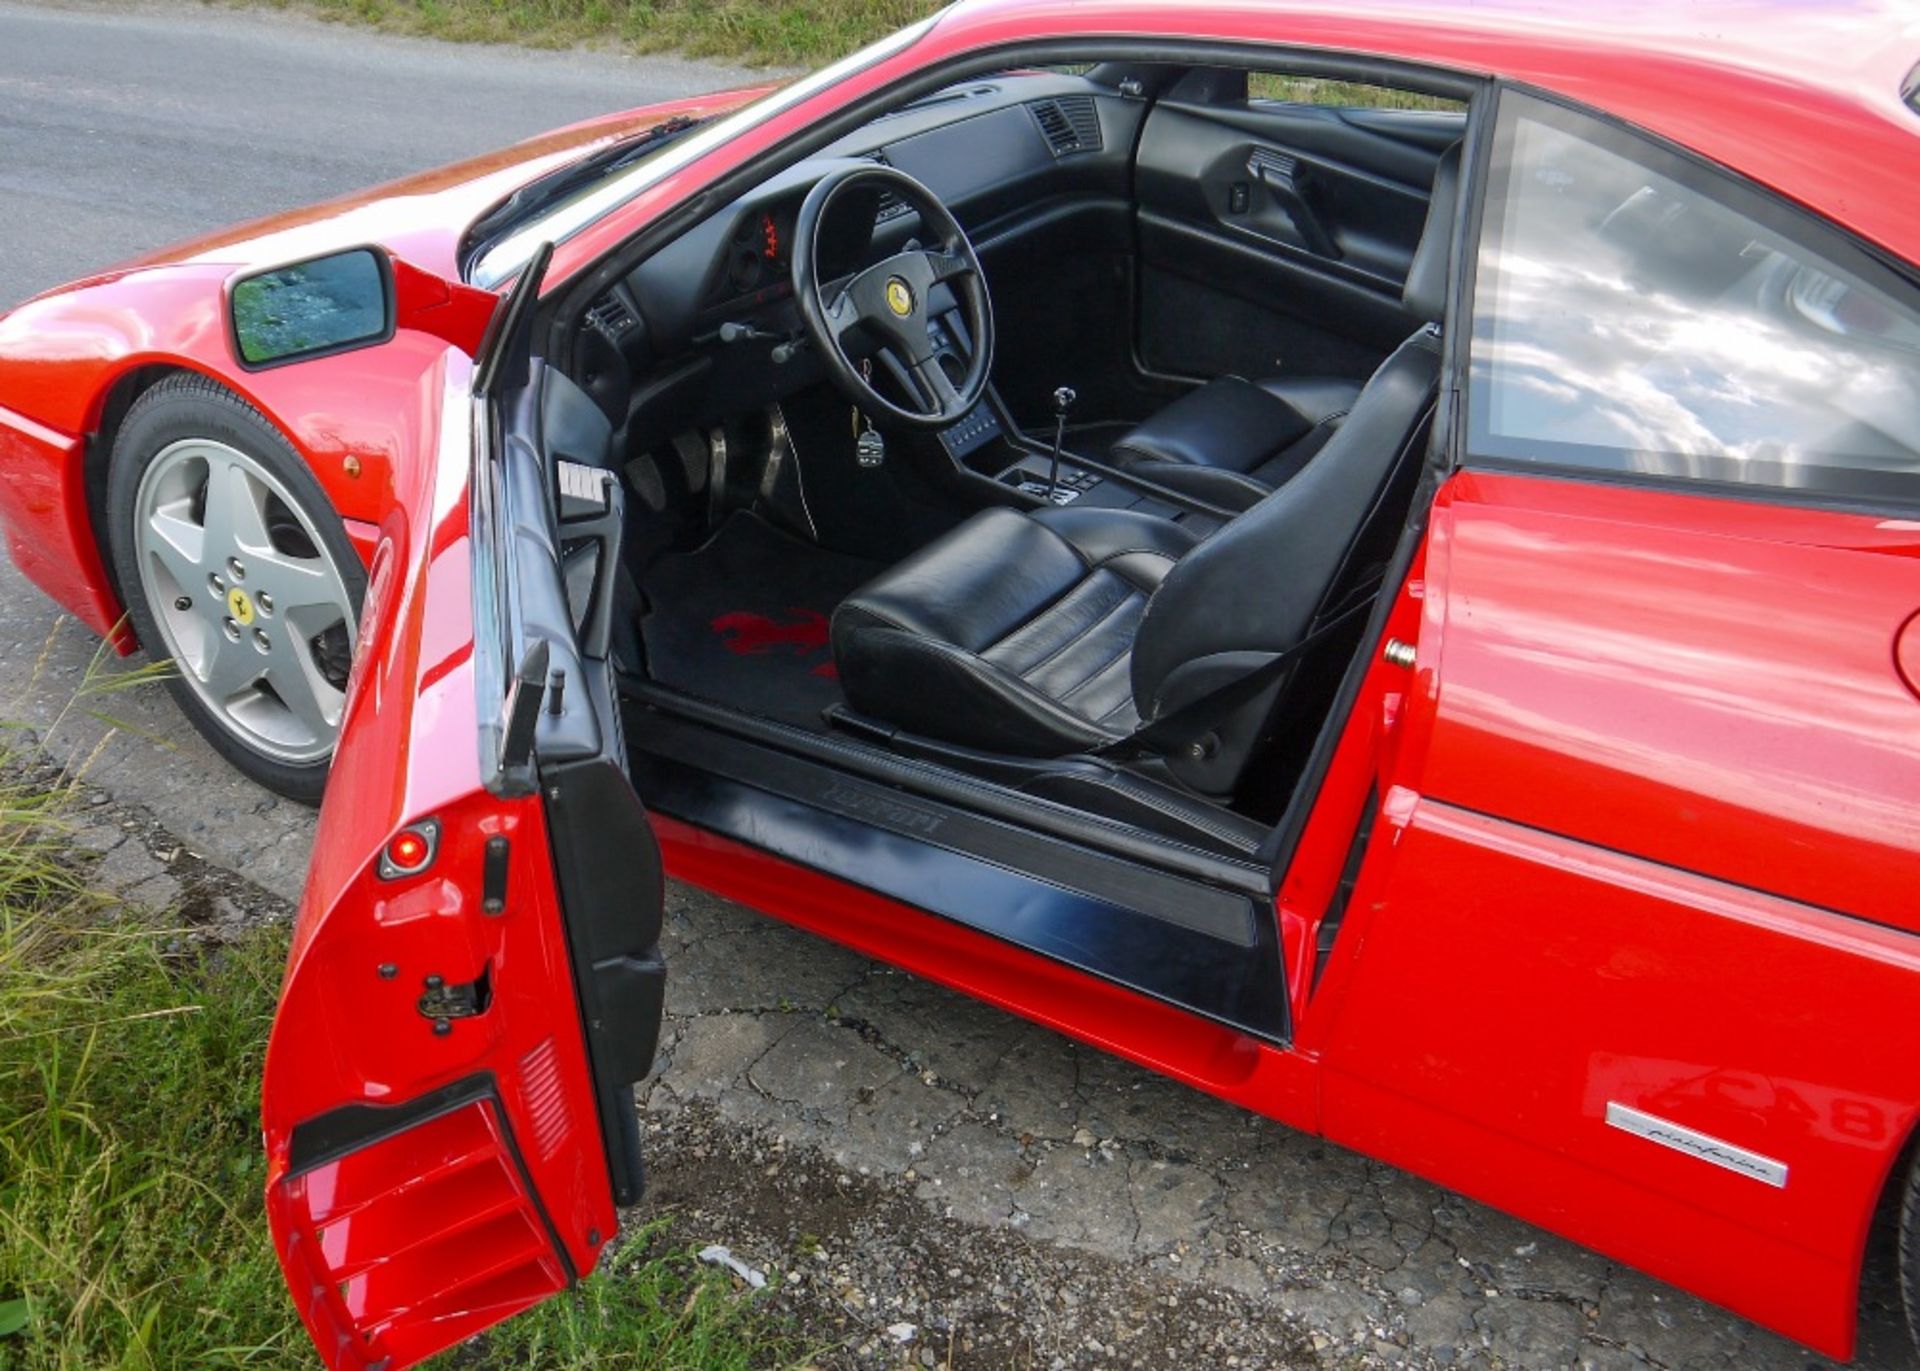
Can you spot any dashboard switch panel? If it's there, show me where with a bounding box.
[937,402,1004,459]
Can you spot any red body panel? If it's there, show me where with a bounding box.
[1310,472,1920,1358]
[547,0,1920,289]
[1414,472,1920,933]
[0,401,118,641]
[1320,797,1920,1357]
[260,356,614,1368]
[271,1094,573,1371]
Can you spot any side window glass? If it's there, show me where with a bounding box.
[1467,93,1920,502]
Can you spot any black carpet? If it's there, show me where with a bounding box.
[638,513,884,730]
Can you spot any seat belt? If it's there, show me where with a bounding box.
[1093,587,1381,764]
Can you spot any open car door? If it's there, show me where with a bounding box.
[261,247,665,1371]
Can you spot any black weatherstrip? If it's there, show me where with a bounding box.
[543,752,668,1208]
[630,712,1290,1042]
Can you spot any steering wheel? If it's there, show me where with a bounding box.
[792,164,994,432]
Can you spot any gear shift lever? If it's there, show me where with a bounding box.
[1047,386,1077,500]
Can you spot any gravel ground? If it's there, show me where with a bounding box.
[639,1104,1324,1369]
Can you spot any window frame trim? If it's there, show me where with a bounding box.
[1453,81,1920,516]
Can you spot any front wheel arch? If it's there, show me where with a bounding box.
[1890,1122,1920,1360]
[83,362,191,631]
[1842,1113,1920,1362]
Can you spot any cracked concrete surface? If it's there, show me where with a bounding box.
[1,4,1913,1367]
[649,883,1914,1369]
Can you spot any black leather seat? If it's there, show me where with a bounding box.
[831,143,1458,793]
[1110,375,1361,511]
[1109,144,1461,512]
[832,506,1201,754]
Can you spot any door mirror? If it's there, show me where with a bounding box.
[229,246,394,368]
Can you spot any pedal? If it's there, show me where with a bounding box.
[624,452,668,512]
[670,430,709,494]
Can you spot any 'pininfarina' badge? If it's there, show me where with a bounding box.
[1605,1102,1788,1187]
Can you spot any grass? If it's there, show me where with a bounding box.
[0,876,298,1365]
[236,0,1476,86]
[0,758,804,1369]
[257,0,944,69]
[467,1227,804,1369]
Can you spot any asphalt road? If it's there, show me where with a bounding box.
[0,0,758,894]
[0,0,756,303]
[0,7,1909,1368]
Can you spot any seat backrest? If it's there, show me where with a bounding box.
[1127,142,1460,780]
[1129,331,1441,704]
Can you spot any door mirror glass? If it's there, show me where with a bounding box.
[230,247,393,368]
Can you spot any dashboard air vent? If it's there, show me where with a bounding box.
[586,291,636,339]
[862,150,915,224]
[1029,96,1102,157]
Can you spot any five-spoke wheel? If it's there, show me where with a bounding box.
[106,376,365,803]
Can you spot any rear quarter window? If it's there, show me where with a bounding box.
[1248,73,1463,112]
[1466,91,1920,505]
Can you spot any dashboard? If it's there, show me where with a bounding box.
[577,71,1143,370]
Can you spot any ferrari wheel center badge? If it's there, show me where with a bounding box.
[227,586,256,627]
[885,277,914,317]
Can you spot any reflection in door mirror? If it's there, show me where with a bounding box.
[229,247,393,368]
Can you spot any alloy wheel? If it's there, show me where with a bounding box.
[131,437,356,765]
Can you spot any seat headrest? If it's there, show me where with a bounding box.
[1402,141,1462,325]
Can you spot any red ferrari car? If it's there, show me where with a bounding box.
[2,0,1918,1365]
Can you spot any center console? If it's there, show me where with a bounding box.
[992,453,1196,522]
[1005,466,1101,505]
[928,312,1008,461]
[920,308,1227,533]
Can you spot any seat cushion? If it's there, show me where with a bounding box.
[1110,375,1361,511]
[832,506,1199,755]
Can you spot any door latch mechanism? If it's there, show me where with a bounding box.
[418,966,492,1033]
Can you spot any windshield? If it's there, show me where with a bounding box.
[461,117,706,269]
[469,14,940,290]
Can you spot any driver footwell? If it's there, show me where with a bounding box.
[637,512,883,730]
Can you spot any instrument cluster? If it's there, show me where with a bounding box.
[724,207,792,296]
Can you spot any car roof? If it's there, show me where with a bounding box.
[935,0,1920,265]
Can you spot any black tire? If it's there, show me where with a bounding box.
[104,374,365,805]
[1902,1148,1920,1362]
